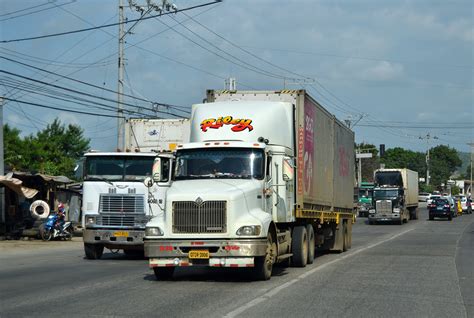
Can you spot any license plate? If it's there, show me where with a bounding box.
[189,250,209,259]
[437,207,443,210]
[114,231,129,237]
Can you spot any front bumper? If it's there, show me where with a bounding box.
[368,213,401,222]
[83,228,145,247]
[429,210,451,218]
[144,238,268,267]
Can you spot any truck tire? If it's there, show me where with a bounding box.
[291,225,308,267]
[30,200,50,219]
[342,222,349,252]
[254,233,276,280]
[84,243,104,260]
[153,267,175,280]
[306,224,315,264]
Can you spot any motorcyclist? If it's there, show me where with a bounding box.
[55,203,66,232]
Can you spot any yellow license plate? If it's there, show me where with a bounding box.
[114,231,129,237]
[188,250,209,259]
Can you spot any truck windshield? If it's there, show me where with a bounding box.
[374,189,399,199]
[174,148,264,180]
[84,156,155,182]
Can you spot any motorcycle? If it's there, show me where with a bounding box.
[39,212,74,241]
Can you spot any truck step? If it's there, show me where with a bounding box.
[276,253,292,262]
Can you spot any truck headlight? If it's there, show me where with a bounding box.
[86,216,96,225]
[146,227,163,236]
[393,208,400,213]
[369,209,375,214]
[236,225,261,236]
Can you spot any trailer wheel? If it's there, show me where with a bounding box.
[153,267,175,280]
[291,225,308,267]
[30,200,50,219]
[254,233,276,280]
[84,243,104,260]
[306,224,315,264]
[342,222,348,252]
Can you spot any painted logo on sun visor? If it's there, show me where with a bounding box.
[200,116,253,132]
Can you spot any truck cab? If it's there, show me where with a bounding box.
[82,152,172,259]
[368,169,418,224]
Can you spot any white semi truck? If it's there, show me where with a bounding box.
[369,168,419,225]
[82,119,189,259]
[144,90,355,280]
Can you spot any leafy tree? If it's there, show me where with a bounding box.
[356,143,379,182]
[429,145,462,188]
[3,118,90,179]
[465,163,473,180]
[381,147,426,177]
[3,124,27,171]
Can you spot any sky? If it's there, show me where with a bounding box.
[1,0,473,154]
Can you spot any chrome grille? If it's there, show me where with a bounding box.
[172,201,226,233]
[99,194,145,214]
[97,215,135,227]
[376,200,392,214]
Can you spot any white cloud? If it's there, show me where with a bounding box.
[360,61,404,81]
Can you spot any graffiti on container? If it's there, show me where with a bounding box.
[339,146,349,177]
[200,116,253,132]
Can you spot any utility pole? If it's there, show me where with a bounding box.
[117,0,126,151]
[468,142,474,197]
[0,97,4,230]
[419,133,438,186]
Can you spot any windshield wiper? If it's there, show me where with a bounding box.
[85,176,116,185]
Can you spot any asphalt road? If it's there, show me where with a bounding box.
[1,206,472,318]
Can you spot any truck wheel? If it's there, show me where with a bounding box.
[84,243,104,260]
[306,224,315,264]
[153,267,175,280]
[429,215,434,221]
[448,215,452,221]
[254,233,276,280]
[342,222,349,252]
[291,225,308,267]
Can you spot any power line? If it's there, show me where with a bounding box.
[0,0,75,22]
[0,1,222,44]
[0,57,190,113]
[3,97,125,118]
[0,1,51,18]
[179,11,312,81]
[161,15,294,80]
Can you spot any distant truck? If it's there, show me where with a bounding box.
[125,118,190,152]
[144,89,355,280]
[369,168,419,225]
[357,182,374,217]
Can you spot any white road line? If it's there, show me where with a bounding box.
[224,228,414,318]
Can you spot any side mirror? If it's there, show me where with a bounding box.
[283,159,294,182]
[144,177,154,188]
[152,157,162,182]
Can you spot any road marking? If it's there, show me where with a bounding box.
[224,228,414,318]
